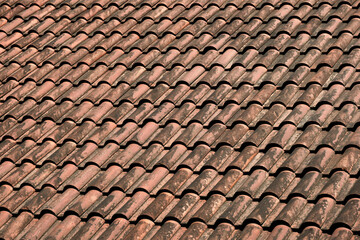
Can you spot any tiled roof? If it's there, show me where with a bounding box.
[0,0,360,239]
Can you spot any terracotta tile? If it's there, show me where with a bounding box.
[92,190,125,218]
[116,191,150,220]
[175,221,205,239]
[22,186,56,213]
[25,120,56,142]
[248,195,280,224]
[266,224,292,240]
[297,226,322,239]
[150,220,181,239]
[129,121,157,144]
[46,163,78,189]
[280,147,310,172]
[0,160,15,180]
[2,99,32,121]
[123,219,154,239]
[180,144,211,170]
[1,139,36,163]
[306,104,334,126]
[0,211,34,239]
[259,104,287,125]
[291,171,322,199]
[2,185,35,212]
[275,196,307,226]
[246,124,273,147]
[84,165,120,189]
[332,103,357,126]
[230,145,259,170]
[24,162,57,187]
[160,167,192,194]
[264,170,296,198]
[46,215,81,239]
[0,118,17,139]
[198,123,226,146]
[0,185,13,205]
[113,166,145,192]
[66,189,102,216]
[304,197,336,227]
[137,167,169,193]
[294,124,321,149]
[186,168,217,195]
[106,143,141,167]
[334,198,360,228]
[167,193,199,221]
[331,227,354,239]
[2,162,35,186]
[203,145,233,170]
[0,211,12,230]
[192,194,226,223]
[71,216,105,239]
[60,164,100,191]
[321,171,350,200]
[323,125,348,148]
[142,192,174,221]
[335,147,360,174]
[84,121,117,144]
[237,169,269,198]
[131,143,162,168]
[1,1,360,238]
[65,121,97,143]
[97,217,129,239]
[21,213,57,239]
[42,101,75,122]
[238,223,263,239]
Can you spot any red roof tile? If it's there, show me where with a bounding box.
[0,0,360,238]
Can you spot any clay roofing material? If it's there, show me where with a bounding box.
[0,0,360,239]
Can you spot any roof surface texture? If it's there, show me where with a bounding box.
[0,0,360,239]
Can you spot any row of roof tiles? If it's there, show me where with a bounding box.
[2,36,360,63]
[1,46,360,71]
[0,216,357,240]
[1,80,360,110]
[2,0,360,10]
[2,64,360,91]
[1,93,359,129]
[3,31,359,57]
[1,133,359,174]
[1,0,360,238]
[1,183,360,230]
[2,156,360,199]
[1,14,360,53]
[1,112,359,147]
[5,51,360,80]
[1,17,360,51]
[1,1,359,26]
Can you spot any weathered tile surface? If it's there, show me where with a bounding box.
[0,0,360,238]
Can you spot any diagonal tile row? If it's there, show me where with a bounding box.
[0,215,357,240]
[0,181,360,235]
[2,154,360,199]
[1,81,360,115]
[1,53,360,93]
[1,0,358,25]
[1,1,359,41]
[1,0,360,238]
[0,114,359,151]
[2,0,360,8]
[1,42,360,77]
[1,18,359,57]
[1,134,360,175]
[1,17,360,56]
